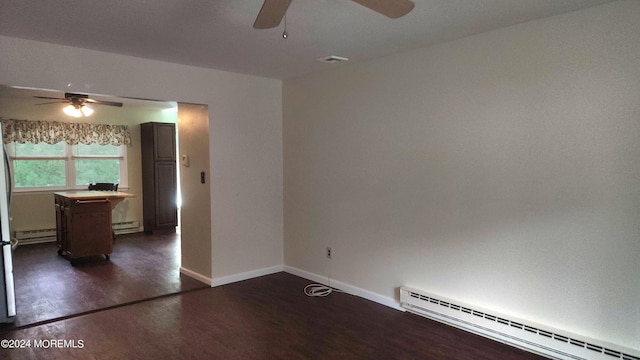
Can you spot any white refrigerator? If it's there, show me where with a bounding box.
[0,125,16,324]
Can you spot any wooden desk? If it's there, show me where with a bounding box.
[54,191,134,263]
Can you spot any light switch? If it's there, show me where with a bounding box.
[181,154,190,167]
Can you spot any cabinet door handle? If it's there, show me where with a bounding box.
[75,199,111,204]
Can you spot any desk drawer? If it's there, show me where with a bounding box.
[67,199,111,214]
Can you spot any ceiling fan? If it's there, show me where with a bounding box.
[34,92,123,117]
[253,0,415,29]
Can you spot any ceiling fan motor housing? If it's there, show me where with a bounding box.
[65,93,88,100]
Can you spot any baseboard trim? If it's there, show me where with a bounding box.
[283,265,404,311]
[204,263,400,311]
[179,267,212,285]
[211,265,284,287]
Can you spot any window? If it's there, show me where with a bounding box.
[2,119,131,192]
[74,143,123,185]
[7,142,128,191]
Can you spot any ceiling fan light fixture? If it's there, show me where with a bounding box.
[81,105,94,117]
[63,104,82,117]
[35,92,122,116]
[63,104,93,117]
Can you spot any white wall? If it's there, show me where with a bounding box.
[178,103,212,278]
[283,0,640,351]
[0,35,284,281]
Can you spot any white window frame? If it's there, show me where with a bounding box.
[6,142,128,193]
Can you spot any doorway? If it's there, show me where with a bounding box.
[0,86,212,329]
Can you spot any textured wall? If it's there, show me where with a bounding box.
[283,0,640,350]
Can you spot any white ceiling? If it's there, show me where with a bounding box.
[0,0,617,80]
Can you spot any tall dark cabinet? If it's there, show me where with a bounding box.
[141,122,178,232]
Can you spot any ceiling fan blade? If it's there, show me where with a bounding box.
[84,99,124,107]
[35,101,67,105]
[351,0,415,19]
[33,95,66,101]
[253,0,292,29]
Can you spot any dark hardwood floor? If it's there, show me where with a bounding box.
[0,272,548,359]
[4,231,208,329]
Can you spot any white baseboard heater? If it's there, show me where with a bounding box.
[13,228,56,245]
[13,221,141,246]
[399,286,639,360]
[112,221,141,235]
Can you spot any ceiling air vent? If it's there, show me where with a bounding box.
[316,55,349,64]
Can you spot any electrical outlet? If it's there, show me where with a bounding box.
[326,247,332,259]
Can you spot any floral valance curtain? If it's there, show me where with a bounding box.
[1,119,131,146]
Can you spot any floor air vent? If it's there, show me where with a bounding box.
[400,287,639,360]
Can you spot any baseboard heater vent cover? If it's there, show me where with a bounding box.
[13,228,57,245]
[13,221,141,245]
[399,287,638,360]
[112,221,140,235]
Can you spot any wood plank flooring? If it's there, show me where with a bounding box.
[0,272,548,359]
[3,232,208,329]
